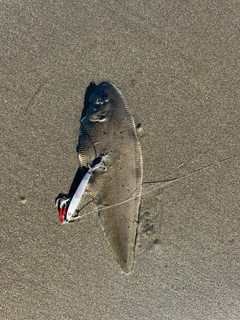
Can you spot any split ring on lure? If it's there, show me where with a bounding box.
[56,153,108,224]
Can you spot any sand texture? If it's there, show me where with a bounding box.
[1,1,240,319]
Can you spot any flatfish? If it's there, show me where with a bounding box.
[78,82,142,273]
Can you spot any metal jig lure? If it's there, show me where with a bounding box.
[56,154,108,224]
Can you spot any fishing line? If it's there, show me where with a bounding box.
[67,153,240,221]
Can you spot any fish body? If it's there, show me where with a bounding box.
[79,82,142,273]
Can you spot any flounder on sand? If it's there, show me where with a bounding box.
[79,82,143,273]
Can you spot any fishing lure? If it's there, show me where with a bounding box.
[56,154,108,224]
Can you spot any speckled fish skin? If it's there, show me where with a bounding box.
[79,82,142,273]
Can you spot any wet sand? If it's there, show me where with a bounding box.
[1,1,240,319]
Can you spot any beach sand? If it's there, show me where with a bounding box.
[1,1,239,319]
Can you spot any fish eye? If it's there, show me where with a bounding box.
[94,97,102,105]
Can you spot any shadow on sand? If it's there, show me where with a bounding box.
[55,81,97,205]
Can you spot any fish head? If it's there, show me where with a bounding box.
[84,82,113,123]
[82,82,125,124]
